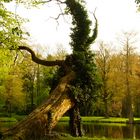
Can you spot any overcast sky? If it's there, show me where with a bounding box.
[6,0,140,54]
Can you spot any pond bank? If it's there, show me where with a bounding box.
[0,117,17,122]
[44,132,140,140]
[1,116,140,124]
[1,116,140,140]
[60,116,140,124]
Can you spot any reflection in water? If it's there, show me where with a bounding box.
[1,121,140,139]
[0,122,16,132]
[54,122,140,139]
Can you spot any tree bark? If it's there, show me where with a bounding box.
[18,46,64,67]
[69,105,83,137]
[2,71,75,140]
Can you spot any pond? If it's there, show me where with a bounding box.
[1,121,140,139]
[54,122,140,139]
[0,121,15,132]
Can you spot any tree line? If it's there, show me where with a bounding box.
[1,31,140,122]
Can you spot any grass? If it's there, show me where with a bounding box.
[0,114,26,122]
[0,117,17,122]
[1,115,140,124]
[60,116,140,124]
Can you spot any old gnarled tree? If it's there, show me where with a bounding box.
[2,0,99,139]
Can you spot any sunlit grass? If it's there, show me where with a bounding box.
[60,116,140,124]
[1,115,140,124]
[0,117,17,122]
[82,116,127,123]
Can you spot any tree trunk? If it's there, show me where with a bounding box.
[69,105,83,137]
[2,71,75,140]
[104,98,109,118]
[127,94,134,124]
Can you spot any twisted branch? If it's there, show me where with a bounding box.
[18,46,64,66]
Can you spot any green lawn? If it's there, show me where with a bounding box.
[60,116,140,124]
[0,114,26,122]
[0,117,17,122]
[1,115,140,124]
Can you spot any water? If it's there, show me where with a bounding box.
[54,122,140,139]
[0,121,16,132]
[1,121,140,139]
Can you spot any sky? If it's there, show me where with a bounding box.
[5,0,140,54]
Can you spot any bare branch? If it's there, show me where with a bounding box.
[50,1,65,20]
[56,0,66,4]
[18,46,64,66]
[13,52,18,65]
[86,9,98,45]
[47,0,70,26]
[38,0,66,4]
[50,13,65,21]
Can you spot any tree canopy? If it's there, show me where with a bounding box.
[0,1,26,48]
[59,0,100,107]
[135,0,140,4]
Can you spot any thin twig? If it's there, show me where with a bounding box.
[13,52,18,65]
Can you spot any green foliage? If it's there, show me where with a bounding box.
[0,117,17,122]
[20,53,58,110]
[0,49,13,79]
[65,0,100,106]
[1,0,13,2]
[0,49,27,115]
[0,1,27,49]
[37,65,57,103]
[66,0,91,51]
[0,49,14,107]
[3,72,26,112]
[135,0,140,11]
[135,0,140,4]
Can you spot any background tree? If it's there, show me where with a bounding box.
[3,68,25,117]
[117,32,137,123]
[107,53,125,117]
[0,0,27,49]
[0,49,26,116]
[20,53,38,113]
[0,49,13,114]
[96,42,112,118]
[133,55,140,117]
